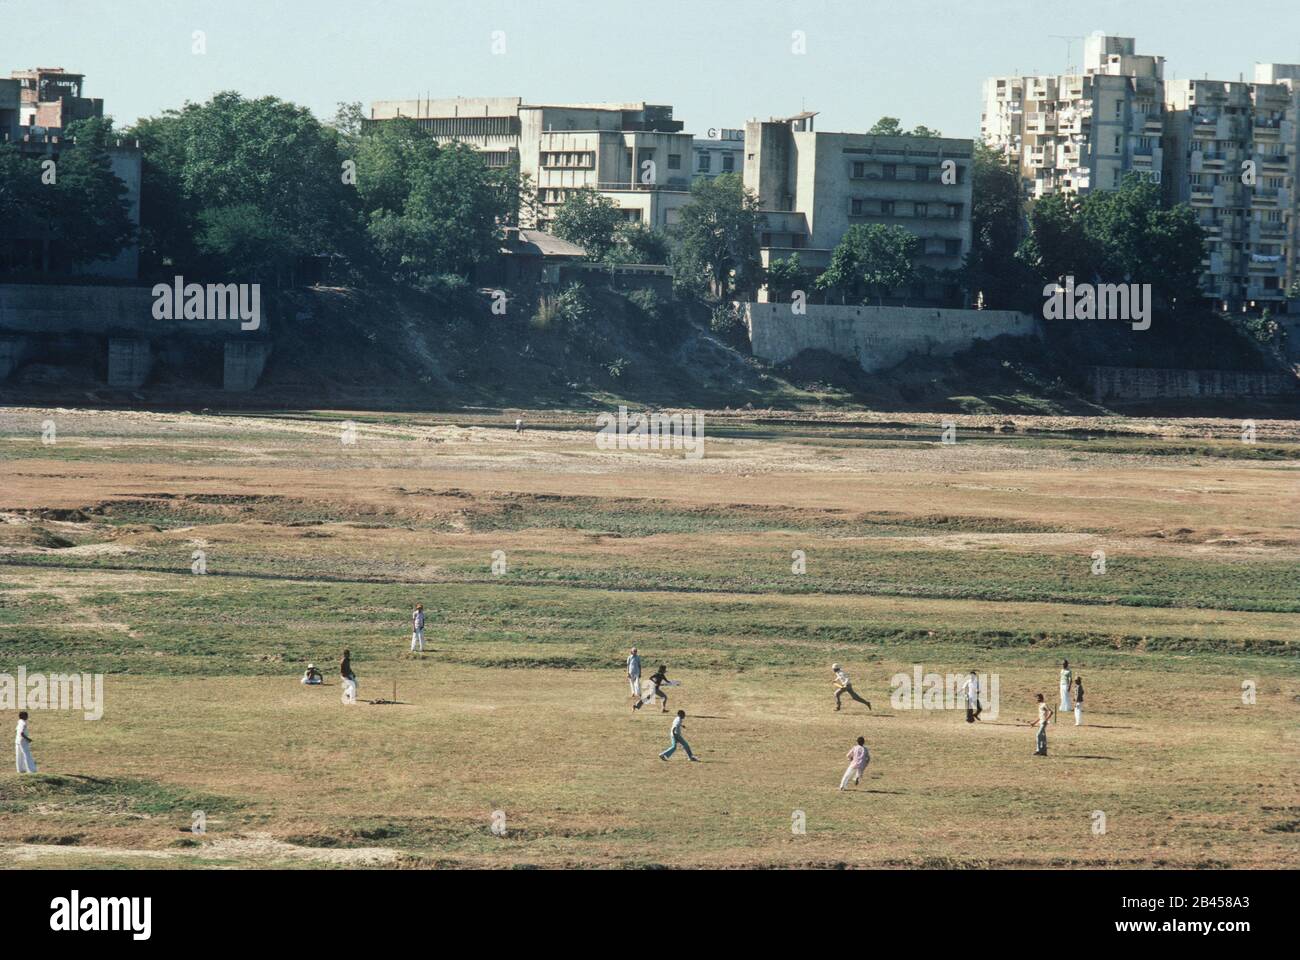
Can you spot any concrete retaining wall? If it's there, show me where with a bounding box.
[0,336,30,380]
[1087,366,1299,401]
[743,302,1040,373]
[223,341,272,392]
[0,283,257,336]
[107,338,152,388]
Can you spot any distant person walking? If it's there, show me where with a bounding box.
[838,736,870,790]
[1031,693,1053,756]
[411,604,426,653]
[515,417,524,434]
[658,710,699,762]
[962,670,982,723]
[1073,676,1084,726]
[634,664,671,713]
[832,663,871,712]
[340,649,358,704]
[626,647,642,705]
[1058,660,1073,717]
[15,711,36,774]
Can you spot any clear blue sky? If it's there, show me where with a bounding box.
[5,0,1299,138]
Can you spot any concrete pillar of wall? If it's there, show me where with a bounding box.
[223,340,271,392]
[107,338,152,388]
[0,336,31,381]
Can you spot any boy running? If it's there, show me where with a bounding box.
[659,710,699,762]
[838,736,869,790]
[634,664,670,713]
[832,663,871,712]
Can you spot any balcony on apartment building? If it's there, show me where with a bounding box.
[594,179,690,192]
[1024,112,1057,135]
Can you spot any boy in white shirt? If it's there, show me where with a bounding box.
[1031,693,1053,756]
[1059,660,1073,714]
[626,647,641,703]
[658,710,699,762]
[411,604,426,653]
[15,711,36,774]
[963,670,982,723]
[832,663,871,712]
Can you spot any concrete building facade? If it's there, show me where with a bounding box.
[981,34,1166,198]
[1,67,141,280]
[692,128,744,181]
[744,112,973,300]
[1163,64,1300,310]
[368,97,693,230]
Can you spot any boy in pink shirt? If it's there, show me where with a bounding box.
[839,736,869,790]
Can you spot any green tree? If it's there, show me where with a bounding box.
[196,203,295,281]
[605,222,670,265]
[0,118,133,274]
[909,124,943,138]
[867,117,906,136]
[126,92,364,284]
[356,121,516,284]
[963,142,1037,309]
[817,223,920,304]
[670,172,763,299]
[765,253,816,303]
[0,145,50,271]
[1020,174,1205,312]
[550,188,622,259]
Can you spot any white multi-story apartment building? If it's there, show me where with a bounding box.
[367,96,694,230]
[984,35,1300,312]
[1164,65,1300,310]
[744,112,973,302]
[982,34,1165,198]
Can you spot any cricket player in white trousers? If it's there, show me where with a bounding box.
[15,711,36,774]
[1059,660,1073,714]
[962,670,982,723]
[626,647,641,702]
[839,736,869,790]
[411,604,426,653]
[340,649,358,704]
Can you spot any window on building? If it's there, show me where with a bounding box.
[668,153,681,170]
[915,165,928,182]
[851,198,865,216]
[852,161,867,178]
[697,153,711,172]
[881,200,895,216]
[883,163,897,180]
[722,154,735,172]
[914,202,928,218]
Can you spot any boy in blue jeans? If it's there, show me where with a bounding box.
[659,710,699,762]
